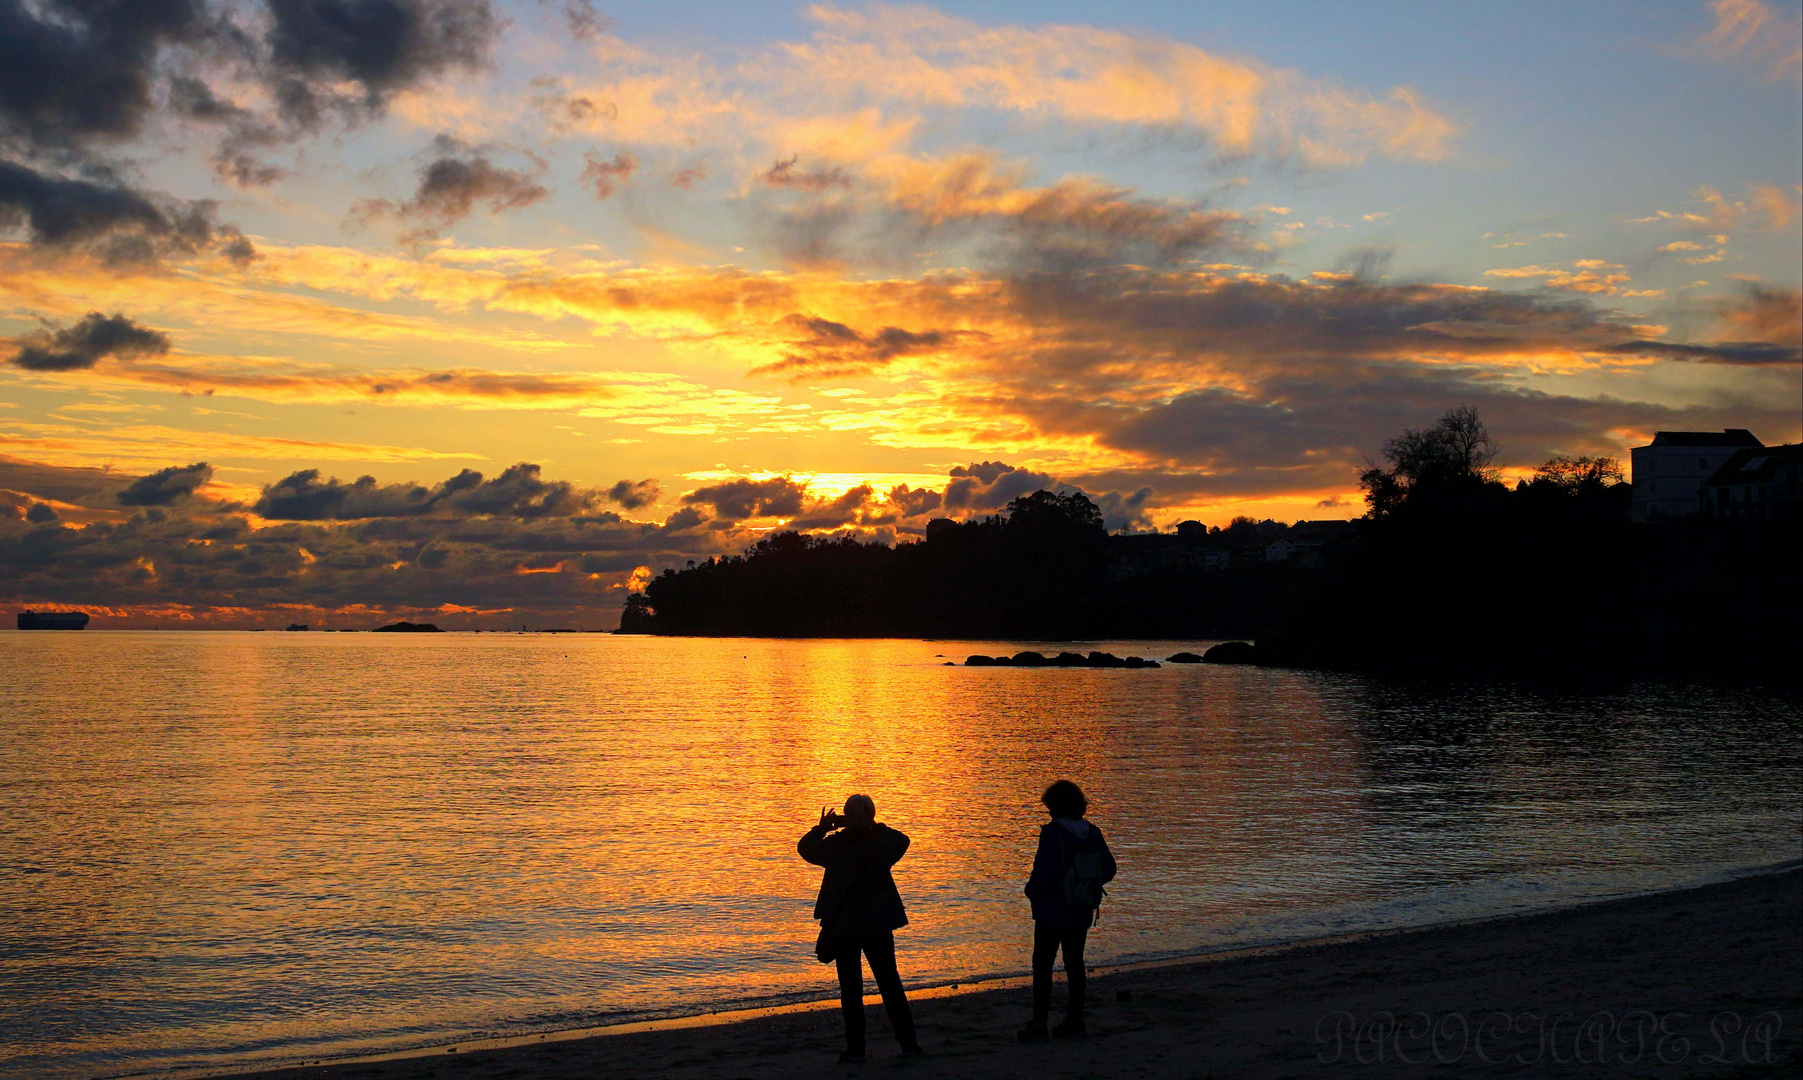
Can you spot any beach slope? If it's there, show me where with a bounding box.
[221,868,1801,1079]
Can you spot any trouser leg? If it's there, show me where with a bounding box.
[862,930,918,1049]
[834,938,866,1054]
[1062,927,1089,1020]
[1031,923,1061,1023]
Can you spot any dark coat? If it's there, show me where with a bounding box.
[799,822,910,936]
[1024,819,1118,929]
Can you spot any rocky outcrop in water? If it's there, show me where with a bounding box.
[964,651,1160,668]
[1202,641,1259,664]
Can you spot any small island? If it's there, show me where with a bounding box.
[371,621,443,633]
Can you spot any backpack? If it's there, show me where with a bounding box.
[1059,829,1108,909]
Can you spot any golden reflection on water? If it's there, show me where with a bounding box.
[0,632,1798,1079]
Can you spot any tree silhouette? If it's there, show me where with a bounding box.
[1360,404,1503,518]
[1528,455,1622,495]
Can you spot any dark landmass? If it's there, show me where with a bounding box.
[15,610,90,630]
[620,412,1799,682]
[372,622,443,633]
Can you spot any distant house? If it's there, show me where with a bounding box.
[1283,519,1356,565]
[1629,429,1763,521]
[1265,538,1296,562]
[1702,444,1802,520]
[1107,532,1210,579]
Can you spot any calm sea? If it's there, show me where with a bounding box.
[1,632,1799,1078]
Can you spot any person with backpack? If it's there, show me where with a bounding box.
[1019,779,1117,1042]
[798,793,924,1063]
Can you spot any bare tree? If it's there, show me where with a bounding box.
[1361,405,1502,516]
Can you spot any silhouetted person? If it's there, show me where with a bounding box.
[799,794,923,1063]
[1019,779,1117,1041]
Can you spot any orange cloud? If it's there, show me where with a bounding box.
[517,3,1457,171]
[1697,0,1803,82]
[1483,260,1660,297]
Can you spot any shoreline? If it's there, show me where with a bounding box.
[177,858,1803,1080]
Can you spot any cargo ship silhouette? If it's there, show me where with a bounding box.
[16,611,90,630]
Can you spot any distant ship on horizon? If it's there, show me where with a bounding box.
[17,610,90,630]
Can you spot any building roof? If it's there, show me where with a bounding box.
[1649,428,1763,448]
[1704,444,1803,486]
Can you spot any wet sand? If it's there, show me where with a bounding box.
[215,866,1801,1079]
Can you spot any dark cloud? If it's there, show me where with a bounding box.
[950,461,1016,485]
[787,484,874,530]
[753,314,964,378]
[1093,486,1153,532]
[885,483,942,518]
[580,150,636,199]
[0,0,214,151]
[255,462,603,521]
[659,505,707,532]
[117,462,213,506]
[440,462,594,518]
[943,461,1058,512]
[0,161,238,263]
[171,81,290,187]
[24,501,58,523]
[354,140,550,239]
[0,457,134,506]
[769,160,1246,273]
[168,76,244,124]
[606,478,660,510]
[265,0,501,125]
[981,181,1243,271]
[997,271,1636,367]
[681,477,808,520]
[213,143,291,189]
[0,3,255,260]
[9,312,171,372]
[256,469,437,519]
[762,154,853,192]
[555,1,613,41]
[664,465,1151,535]
[1711,285,1802,351]
[1598,339,1801,365]
[0,456,735,628]
[0,1,506,262]
[921,269,1803,494]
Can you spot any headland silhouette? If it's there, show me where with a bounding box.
[619,408,1799,682]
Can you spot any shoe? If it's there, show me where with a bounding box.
[1017,1021,1049,1043]
[838,1049,866,1063]
[1051,1017,1087,1039]
[899,1043,926,1059]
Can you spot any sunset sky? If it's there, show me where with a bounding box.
[3,0,1800,627]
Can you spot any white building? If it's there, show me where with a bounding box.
[1629,429,1763,522]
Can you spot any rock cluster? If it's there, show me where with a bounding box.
[964,651,1161,668]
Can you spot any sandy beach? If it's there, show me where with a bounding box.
[210,865,1801,1080]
